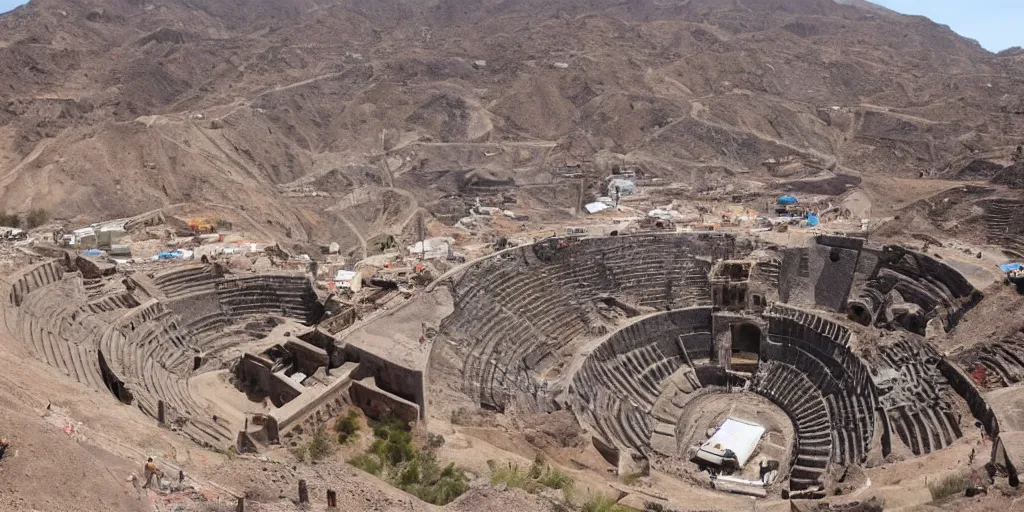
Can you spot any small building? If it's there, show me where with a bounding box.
[73,227,97,248]
[109,244,132,257]
[334,269,361,292]
[408,238,453,260]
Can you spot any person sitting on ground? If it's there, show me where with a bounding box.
[142,457,163,489]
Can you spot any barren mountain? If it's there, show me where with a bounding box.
[1,0,1022,253]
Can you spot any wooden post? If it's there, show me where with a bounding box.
[236,496,244,512]
[327,489,337,508]
[298,479,309,503]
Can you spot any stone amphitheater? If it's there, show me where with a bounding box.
[5,231,1024,505]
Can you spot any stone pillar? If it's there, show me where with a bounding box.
[327,489,337,508]
[157,400,165,425]
[236,497,244,512]
[298,479,309,503]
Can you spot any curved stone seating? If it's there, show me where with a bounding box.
[101,301,231,446]
[15,277,107,389]
[876,340,963,456]
[766,304,852,347]
[570,308,714,454]
[7,260,64,307]
[439,235,731,412]
[153,265,221,298]
[956,332,1024,388]
[984,200,1024,258]
[216,274,322,325]
[754,361,832,491]
[848,247,980,334]
[0,260,323,449]
[763,315,876,465]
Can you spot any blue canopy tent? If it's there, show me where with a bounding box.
[777,195,798,205]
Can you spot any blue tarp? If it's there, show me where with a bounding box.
[777,195,798,205]
[999,263,1024,273]
[157,251,183,260]
[806,213,820,227]
[81,249,104,256]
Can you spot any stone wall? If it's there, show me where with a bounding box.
[284,339,329,376]
[349,378,420,424]
[345,343,425,419]
[235,353,304,407]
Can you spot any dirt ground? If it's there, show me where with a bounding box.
[0,1,1023,509]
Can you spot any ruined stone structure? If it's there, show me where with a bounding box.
[0,257,326,447]
[7,232,1024,500]
[421,233,1007,496]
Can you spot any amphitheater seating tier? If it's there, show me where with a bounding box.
[763,314,876,465]
[876,340,964,456]
[571,308,714,454]
[443,236,729,412]
[754,361,832,491]
[1,260,322,449]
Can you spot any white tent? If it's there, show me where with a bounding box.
[696,418,765,467]
[335,269,359,290]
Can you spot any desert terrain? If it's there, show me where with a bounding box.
[0,0,1023,511]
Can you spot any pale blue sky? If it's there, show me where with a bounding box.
[0,0,1019,52]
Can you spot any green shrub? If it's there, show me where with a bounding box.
[349,453,384,476]
[539,467,574,491]
[490,460,540,493]
[929,472,970,501]
[25,208,47,229]
[582,493,629,512]
[371,426,416,466]
[306,424,335,462]
[0,213,20,228]
[291,444,307,463]
[347,416,469,506]
[450,408,467,425]
[488,454,574,495]
[334,409,361,444]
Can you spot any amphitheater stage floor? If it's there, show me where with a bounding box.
[673,391,794,483]
[697,418,766,467]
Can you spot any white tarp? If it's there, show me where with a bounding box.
[335,270,359,289]
[696,418,765,467]
[608,178,637,196]
[408,238,453,260]
[584,202,609,214]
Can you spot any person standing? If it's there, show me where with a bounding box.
[142,457,163,489]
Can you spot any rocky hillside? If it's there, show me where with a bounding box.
[1,0,1021,251]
